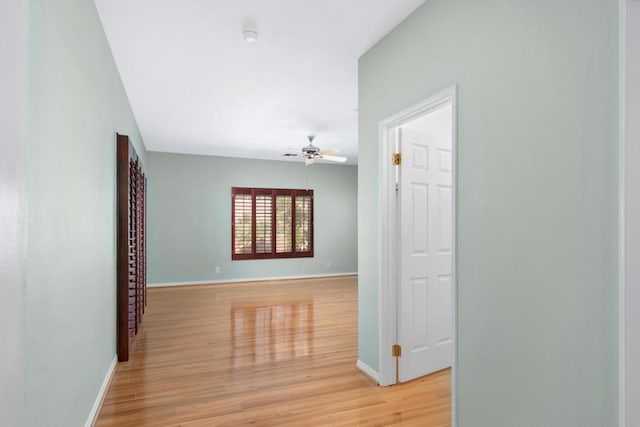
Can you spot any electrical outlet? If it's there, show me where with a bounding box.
[326,261,332,268]
[215,266,220,274]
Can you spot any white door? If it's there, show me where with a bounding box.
[397,103,453,382]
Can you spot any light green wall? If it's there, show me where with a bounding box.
[147,152,357,284]
[358,0,617,426]
[0,1,28,425]
[27,0,146,425]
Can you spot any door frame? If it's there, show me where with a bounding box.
[620,0,639,425]
[377,85,458,422]
[618,0,627,424]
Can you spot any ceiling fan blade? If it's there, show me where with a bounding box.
[319,155,347,163]
[305,157,314,166]
[317,148,338,156]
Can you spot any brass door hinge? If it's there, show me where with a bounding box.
[392,344,402,357]
[392,344,402,384]
[392,153,402,166]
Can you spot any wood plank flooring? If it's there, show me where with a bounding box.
[96,276,451,426]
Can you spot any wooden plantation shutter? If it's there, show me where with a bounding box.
[255,190,273,256]
[275,194,292,254]
[233,189,253,257]
[116,133,147,362]
[295,192,312,253]
[232,188,313,260]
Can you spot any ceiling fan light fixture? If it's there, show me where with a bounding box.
[243,29,258,43]
[282,135,347,165]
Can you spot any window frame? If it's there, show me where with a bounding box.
[231,187,314,260]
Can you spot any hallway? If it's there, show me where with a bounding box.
[96,276,451,426]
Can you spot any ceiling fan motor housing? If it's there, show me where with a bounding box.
[302,144,320,156]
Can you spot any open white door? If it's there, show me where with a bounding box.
[397,103,453,382]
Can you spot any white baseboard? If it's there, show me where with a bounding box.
[148,272,358,288]
[85,354,117,427]
[356,359,380,384]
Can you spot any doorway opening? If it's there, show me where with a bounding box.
[378,86,457,418]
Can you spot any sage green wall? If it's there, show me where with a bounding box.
[358,1,617,426]
[0,1,28,425]
[147,152,357,284]
[27,0,146,425]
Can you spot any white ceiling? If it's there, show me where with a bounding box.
[95,0,426,165]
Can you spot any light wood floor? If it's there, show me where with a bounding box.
[96,276,451,426]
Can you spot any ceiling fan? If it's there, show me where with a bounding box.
[284,135,347,165]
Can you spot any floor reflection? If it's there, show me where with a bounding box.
[231,300,314,366]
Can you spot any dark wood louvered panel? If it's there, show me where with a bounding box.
[136,161,142,335]
[141,176,147,314]
[117,134,147,362]
[129,158,138,337]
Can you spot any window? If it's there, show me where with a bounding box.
[232,187,313,260]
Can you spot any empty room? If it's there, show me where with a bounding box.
[3,0,638,426]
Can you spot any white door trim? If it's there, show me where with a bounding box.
[378,85,458,425]
[619,1,640,425]
[618,0,627,425]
